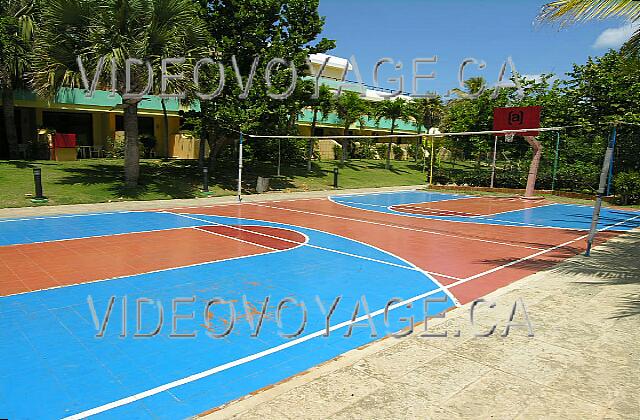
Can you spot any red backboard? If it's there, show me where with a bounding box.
[493,106,541,136]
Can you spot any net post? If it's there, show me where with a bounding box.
[606,126,617,196]
[586,126,616,256]
[551,131,560,191]
[237,133,244,202]
[490,135,498,188]
[429,135,435,185]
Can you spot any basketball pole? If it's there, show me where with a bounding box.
[490,135,498,188]
[237,133,244,202]
[586,125,616,256]
[523,136,542,199]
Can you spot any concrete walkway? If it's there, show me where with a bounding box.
[205,230,640,419]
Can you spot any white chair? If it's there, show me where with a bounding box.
[90,146,104,158]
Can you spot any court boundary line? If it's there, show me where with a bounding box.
[0,216,460,300]
[389,203,562,227]
[173,212,464,285]
[0,227,304,299]
[60,283,452,420]
[0,210,140,223]
[388,200,557,219]
[329,195,567,230]
[451,213,640,286]
[193,226,280,251]
[0,225,202,248]
[62,213,640,420]
[249,201,548,251]
[169,212,464,292]
[328,195,638,232]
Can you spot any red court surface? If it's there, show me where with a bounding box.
[0,225,303,296]
[390,196,551,217]
[1,190,638,419]
[170,197,620,304]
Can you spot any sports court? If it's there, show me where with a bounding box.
[1,190,638,419]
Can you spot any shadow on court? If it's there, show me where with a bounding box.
[554,230,640,319]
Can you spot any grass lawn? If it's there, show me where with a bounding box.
[0,158,428,208]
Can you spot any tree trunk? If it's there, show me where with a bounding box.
[385,121,395,170]
[207,132,230,172]
[414,125,422,162]
[524,136,542,198]
[308,109,318,172]
[123,101,140,187]
[2,87,19,159]
[207,131,217,172]
[161,99,170,158]
[341,127,348,164]
[198,130,206,170]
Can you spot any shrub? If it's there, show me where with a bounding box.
[407,143,425,161]
[104,136,125,158]
[333,144,342,160]
[353,144,375,159]
[375,144,387,160]
[614,171,640,205]
[27,137,50,160]
[393,145,405,160]
[139,134,157,158]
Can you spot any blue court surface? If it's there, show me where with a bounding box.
[0,190,638,419]
[0,213,451,419]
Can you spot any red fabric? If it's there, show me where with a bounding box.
[53,133,77,148]
[493,106,541,136]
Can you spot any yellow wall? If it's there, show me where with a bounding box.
[24,106,182,157]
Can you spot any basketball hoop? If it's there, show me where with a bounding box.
[505,132,515,143]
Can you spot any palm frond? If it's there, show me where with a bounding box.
[621,26,640,55]
[538,0,640,26]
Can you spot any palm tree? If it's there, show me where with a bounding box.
[374,97,409,169]
[449,76,486,99]
[334,91,368,164]
[306,85,333,171]
[0,0,35,159]
[538,1,640,54]
[32,0,209,187]
[407,96,444,161]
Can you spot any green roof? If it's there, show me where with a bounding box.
[298,109,417,132]
[16,88,183,112]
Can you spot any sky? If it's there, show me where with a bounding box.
[317,0,634,97]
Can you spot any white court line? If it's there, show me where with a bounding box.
[0,243,289,300]
[449,213,640,287]
[63,212,640,420]
[249,201,547,251]
[163,197,326,212]
[170,212,461,283]
[328,194,624,232]
[193,227,279,251]
[468,202,557,219]
[0,226,196,248]
[60,282,451,420]
[335,200,481,217]
[391,204,485,217]
[0,210,139,223]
